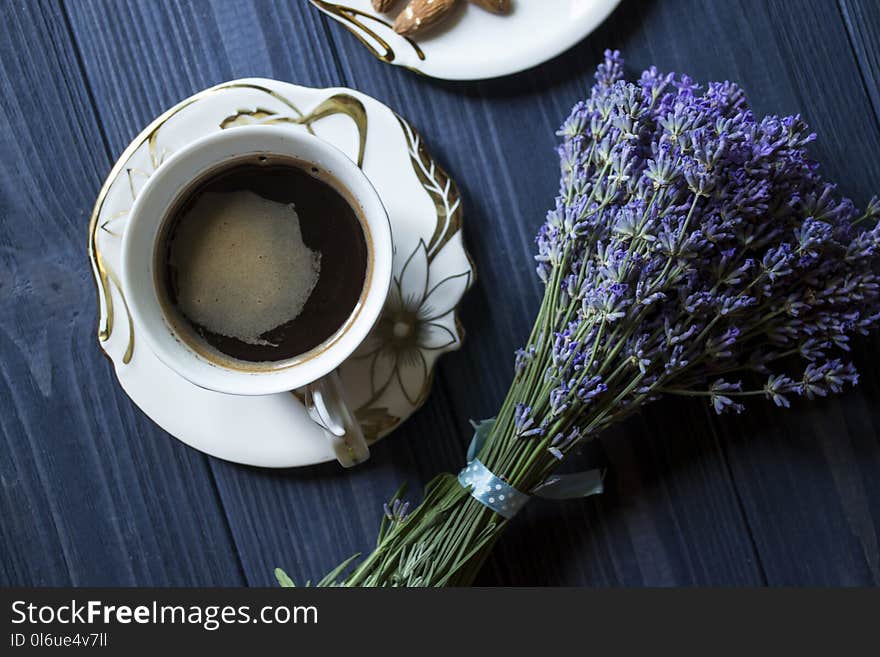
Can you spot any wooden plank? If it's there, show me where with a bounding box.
[839,0,880,126]
[718,0,880,585]
[62,0,338,157]
[0,1,245,585]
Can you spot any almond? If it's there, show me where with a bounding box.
[393,0,458,36]
[372,0,398,11]
[467,0,510,13]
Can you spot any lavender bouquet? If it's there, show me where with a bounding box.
[278,51,880,587]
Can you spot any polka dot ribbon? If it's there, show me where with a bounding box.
[458,419,605,520]
[458,458,529,519]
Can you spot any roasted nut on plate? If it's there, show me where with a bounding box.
[393,0,458,36]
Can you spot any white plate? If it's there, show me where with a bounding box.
[88,79,473,467]
[310,0,621,80]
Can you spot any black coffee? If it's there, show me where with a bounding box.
[158,155,369,363]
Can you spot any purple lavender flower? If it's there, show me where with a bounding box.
[764,374,796,408]
[548,427,584,460]
[513,403,545,438]
[503,50,879,455]
[710,380,745,415]
[383,498,411,524]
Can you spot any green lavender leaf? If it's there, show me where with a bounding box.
[274,567,296,588]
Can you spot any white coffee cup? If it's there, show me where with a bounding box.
[121,126,392,467]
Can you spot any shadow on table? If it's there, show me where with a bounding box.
[471,353,880,586]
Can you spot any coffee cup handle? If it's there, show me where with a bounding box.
[301,370,370,467]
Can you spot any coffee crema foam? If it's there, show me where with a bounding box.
[169,190,321,347]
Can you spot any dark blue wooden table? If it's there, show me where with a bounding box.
[2,0,879,587]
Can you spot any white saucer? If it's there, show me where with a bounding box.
[310,0,621,80]
[88,79,473,467]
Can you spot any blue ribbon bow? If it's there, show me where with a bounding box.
[457,419,604,519]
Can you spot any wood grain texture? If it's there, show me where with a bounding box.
[679,0,880,585]
[840,0,880,126]
[1,0,878,586]
[0,0,245,586]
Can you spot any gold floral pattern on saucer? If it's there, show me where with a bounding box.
[88,79,473,467]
